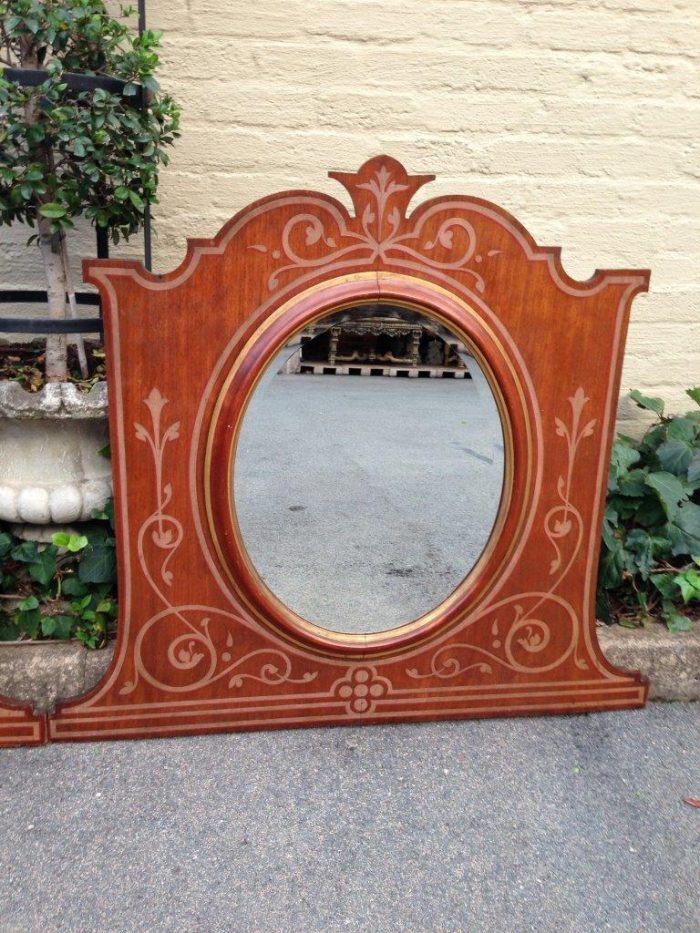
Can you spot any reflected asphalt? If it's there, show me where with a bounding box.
[234,374,504,633]
[0,704,697,931]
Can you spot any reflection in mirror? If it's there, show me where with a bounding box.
[233,303,505,635]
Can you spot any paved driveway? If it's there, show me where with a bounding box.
[0,704,698,932]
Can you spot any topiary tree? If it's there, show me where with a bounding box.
[0,1,180,381]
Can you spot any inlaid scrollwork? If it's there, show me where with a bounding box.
[407,388,594,682]
[120,389,317,696]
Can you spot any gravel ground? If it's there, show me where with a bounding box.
[0,703,698,932]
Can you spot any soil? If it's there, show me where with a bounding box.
[0,340,106,391]
[607,590,700,630]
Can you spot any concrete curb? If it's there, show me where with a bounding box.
[597,620,699,701]
[0,621,697,713]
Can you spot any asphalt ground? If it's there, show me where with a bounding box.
[234,373,504,632]
[0,704,698,932]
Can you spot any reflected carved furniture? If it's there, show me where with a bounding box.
[295,311,468,377]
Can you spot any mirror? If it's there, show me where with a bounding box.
[232,302,505,635]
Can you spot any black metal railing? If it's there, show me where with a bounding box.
[0,0,149,338]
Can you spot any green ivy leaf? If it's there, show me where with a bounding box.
[0,616,20,642]
[16,608,41,639]
[633,495,666,528]
[11,540,40,564]
[79,544,116,584]
[142,75,160,93]
[611,442,641,476]
[687,453,700,485]
[651,573,678,601]
[51,532,88,552]
[666,417,696,443]
[645,471,687,519]
[675,501,700,550]
[596,588,612,624]
[29,547,58,586]
[49,615,74,639]
[618,468,648,498]
[17,595,39,611]
[657,439,694,476]
[61,575,88,597]
[599,542,626,590]
[630,389,665,416]
[686,387,700,407]
[624,529,655,580]
[609,442,641,492]
[662,601,693,633]
[676,569,700,604]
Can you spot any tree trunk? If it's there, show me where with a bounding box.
[19,39,70,383]
[38,218,68,383]
[60,237,89,378]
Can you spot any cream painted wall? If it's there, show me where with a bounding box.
[2,0,698,429]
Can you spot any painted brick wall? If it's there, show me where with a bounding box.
[2,0,698,428]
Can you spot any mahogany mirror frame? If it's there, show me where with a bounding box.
[0,155,650,746]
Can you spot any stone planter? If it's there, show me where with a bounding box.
[0,380,112,525]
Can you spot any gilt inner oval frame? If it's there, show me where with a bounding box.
[205,271,537,657]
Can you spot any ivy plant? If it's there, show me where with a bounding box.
[0,499,116,647]
[0,1,180,381]
[598,388,700,632]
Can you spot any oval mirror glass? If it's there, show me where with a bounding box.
[232,302,505,635]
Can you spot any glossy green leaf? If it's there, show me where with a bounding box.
[10,540,39,564]
[645,472,687,519]
[17,595,39,611]
[61,575,88,597]
[662,602,693,633]
[676,570,700,604]
[78,544,116,584]
[651,573,677,600]
[29,547,58,586]
[657,439,694,476]
[38,202,67,218]
[676,502,700,549]
[51,532,88,552]
[630,389,665,416]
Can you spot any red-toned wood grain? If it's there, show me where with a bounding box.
[34,155,650,745]
[0,696,46,748]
